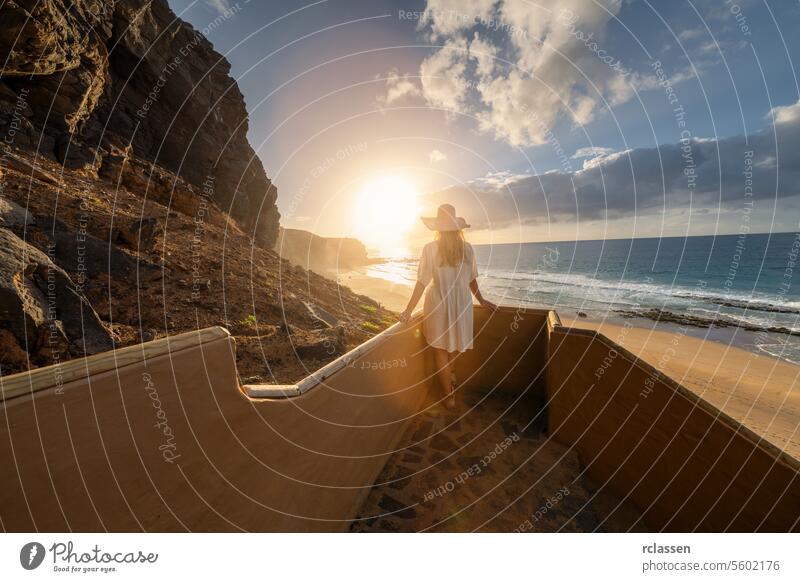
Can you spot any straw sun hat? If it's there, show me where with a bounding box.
[421,204,470,231]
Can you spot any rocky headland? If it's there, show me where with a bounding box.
[275,227,373,275]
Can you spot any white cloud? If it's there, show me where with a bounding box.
[423,0,499,38]
[205,0,231,15]
[429,149,448,163]
[377,69,422,105]
[468,34,497,77]
[571,146,617,159]
[678,28,705,41]
[474,170,528,188]
[420,38,470,112]
[770,99,800,125]
[424,102,800,230]
[414,0,693,147]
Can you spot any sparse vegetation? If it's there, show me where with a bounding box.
[239,314,257,328]
[361,321,381,333]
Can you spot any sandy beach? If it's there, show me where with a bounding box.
[342,267,800,459]
[336,268,414,312]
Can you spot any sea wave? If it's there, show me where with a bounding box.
[481,268,799,313]
[755,340,800,365]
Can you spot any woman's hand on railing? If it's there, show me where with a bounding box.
[479,298,498,313]
[399,283,424,325]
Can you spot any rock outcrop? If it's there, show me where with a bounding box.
[0,226,114,373]
[0,0,279,246]
[0,196,33,228]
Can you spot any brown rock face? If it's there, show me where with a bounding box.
[0,0,279,246]
[0,227,114,373]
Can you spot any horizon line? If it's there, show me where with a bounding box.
[469,229,800,247]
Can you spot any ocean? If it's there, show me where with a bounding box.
[364,232,800,364]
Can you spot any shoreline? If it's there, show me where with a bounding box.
[340,266,800,458]
[335,267,413,312]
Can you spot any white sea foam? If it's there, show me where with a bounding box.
[481,268,798,313]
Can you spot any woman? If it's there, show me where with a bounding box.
[400,204,497,409]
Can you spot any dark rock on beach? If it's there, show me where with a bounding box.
[673,293,800,315]
[616,308,800,337]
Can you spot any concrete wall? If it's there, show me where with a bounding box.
[0,307,552,532]
[547,324,800,532]
[454,306,550,396]
[0,325,432,532]
[4,307,796,532]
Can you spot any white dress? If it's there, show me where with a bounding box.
[416,241,479,353]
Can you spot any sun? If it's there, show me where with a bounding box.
[352,176,421,255]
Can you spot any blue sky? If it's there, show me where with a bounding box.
[168,0,800,244]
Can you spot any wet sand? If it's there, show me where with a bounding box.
[342,268,800,459]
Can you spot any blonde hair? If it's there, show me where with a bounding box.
[435,230,466,267]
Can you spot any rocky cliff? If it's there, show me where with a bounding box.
[0,0,279,246]
[0,0,394,381]
[276,228,371,275]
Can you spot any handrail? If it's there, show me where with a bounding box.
[243,305,557,399]
[243,317,412,398]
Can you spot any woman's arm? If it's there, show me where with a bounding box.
[400,282,426,323]
[467,244,497,312]
[470,279,498,312]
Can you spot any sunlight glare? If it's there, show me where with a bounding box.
[352,176,420,256]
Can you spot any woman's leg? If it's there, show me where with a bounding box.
[448,351,458,385]
[432,347,452,397]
